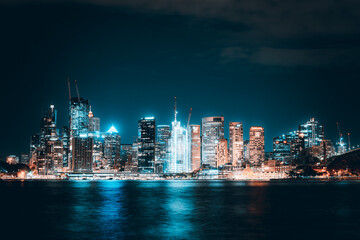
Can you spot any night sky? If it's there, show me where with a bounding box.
[1,0,359,158]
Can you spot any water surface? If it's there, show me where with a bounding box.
[1,180,359,239]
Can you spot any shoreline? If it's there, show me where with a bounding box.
[2,176,360,182]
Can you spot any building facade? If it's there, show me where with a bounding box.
[201,116,224,168]
[229,122,244,166]
[137,117,156,173]
[249,126,265,166]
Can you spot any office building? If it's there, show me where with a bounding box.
[137,117,156,173]
[299,118,324,148]
[216,138,228,167]
[188,124,201,172]
[249,126,265,166]
[103,126,121,170]
[156,125,170,173]
[229,122,244,166]
[71,137,93,173]
[201,116,224,168]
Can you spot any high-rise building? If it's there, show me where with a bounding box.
[299,118,324,149]
[103,126,121,170]
[62,126,70,169]
[168,120,187,173]
[201,116,224,168]
[88,106,100,132]
[120,144,132,172]
[71,137,93,173]
[229,122,244,166]
[188,124,201,172]
[69,98,90,173]
[216,138,228,167]
[249,126,265,166]
[156,125,170,173]
[70,98,90,138]
[273,131,303,163]
[273,135,291,162]
[33,104,60,175]
[137,117,156,173]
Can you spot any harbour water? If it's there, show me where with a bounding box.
[1,180,359,239]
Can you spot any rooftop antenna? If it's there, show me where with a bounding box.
[174,96,177,123]
[75,79,80,102]
[67,76,71,102]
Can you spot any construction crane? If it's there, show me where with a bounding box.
[67,76,71,102]
[187,108,192,129]
[75,80,81,102]
[336,122,343,146]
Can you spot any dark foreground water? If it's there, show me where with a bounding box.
[1,180,359,239]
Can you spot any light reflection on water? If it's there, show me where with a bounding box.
[1,180,360,239]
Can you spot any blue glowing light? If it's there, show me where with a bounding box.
[107,126,118,134]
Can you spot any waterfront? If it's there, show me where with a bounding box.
[1,180,359,239]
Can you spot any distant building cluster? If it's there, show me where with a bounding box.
[3,90,354,178]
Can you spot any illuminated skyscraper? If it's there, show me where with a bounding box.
[187,124,201,172]
[201,116,224,168]
[273,131,303,163]
[70,97,90,138]
[156,125,170,173]
[103,126,121,170]
[69,97,90,172]
[299,118,324,148]
[216,138,228,167]
[32,104,61,175]
[137,117,156,173]
[62,126,70,169]
[168,120,187,173]
[229,122,244,166]
[249,126,265,166]
[88,106,100,132]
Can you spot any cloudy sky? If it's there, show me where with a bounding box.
[0,0,359,157]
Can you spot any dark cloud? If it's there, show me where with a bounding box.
[221,46,360,66]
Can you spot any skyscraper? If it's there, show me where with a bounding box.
[201,116,224,168]
[299,118,324,148]
[33,104,60,175]
[71,137,93,172]
[216,138,228,167]
[137,117,156,173]
[88,106,100,132]
[103,126,121,170]
[61,126,70,169]
[249,126,265,166]
[168,119,187,173]
[69,97,90,172]
[188,124,201,172]
[156,125,170,173]
[229,122,244,166]
[70,98,90,138]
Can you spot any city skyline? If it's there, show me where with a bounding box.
[0,90,357,159]
[1,1,359,158]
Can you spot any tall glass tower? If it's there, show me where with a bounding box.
[137,117,156,173]
[201,116,224,168]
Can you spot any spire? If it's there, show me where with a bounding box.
[88,106,93,118]
[174,96,177,123]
